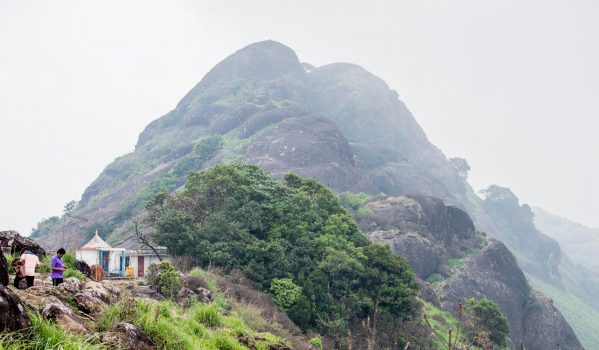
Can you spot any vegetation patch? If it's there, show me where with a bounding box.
[146,163,419,344]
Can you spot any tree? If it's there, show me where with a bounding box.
[63,200,78,215]
[130,217,163,261]
[358,244,418,350]
[270,278,302,310]
[466,298,509,347]
[146,163,419,339]
[449,157,471,179]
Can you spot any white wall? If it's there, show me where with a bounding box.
[75,250,98,268]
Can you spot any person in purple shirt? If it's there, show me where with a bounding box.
[51,248,67,286]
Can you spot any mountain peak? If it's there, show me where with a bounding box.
[177,40,308,110]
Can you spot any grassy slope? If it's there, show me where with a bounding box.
[527,274,599,350]
[1,267,305,350]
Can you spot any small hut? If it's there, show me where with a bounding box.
[124,245,169,278]
[76,231,126,278]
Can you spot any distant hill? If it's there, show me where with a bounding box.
[533,207,599,269]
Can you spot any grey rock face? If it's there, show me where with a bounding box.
[245,115,377,193]
[360,196,475,244]
[58,277,82,294]
[0,285,31,332]
[0,230,46,256]
[439,240,583,350]
[41,298,86,333]
[102,322,156,350]
[370,231,440,279]
[176,286,213,308]
[74,291,107,314]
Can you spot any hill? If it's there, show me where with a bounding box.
[31,40,586,348]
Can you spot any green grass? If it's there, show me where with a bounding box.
[421,300,460,349]
[95,269,288,350]
[527,274,599,350]
[0,312,105,350]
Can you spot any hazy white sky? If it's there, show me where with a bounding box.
[1,0,598,234]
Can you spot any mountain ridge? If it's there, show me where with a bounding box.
[32,40,588,349]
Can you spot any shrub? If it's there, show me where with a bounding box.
[309,337,323,350]
[191,304,223,328]
[214,334,245,350]
[465,298,510,347]
[270,278,302,310]
[146,260,182,300]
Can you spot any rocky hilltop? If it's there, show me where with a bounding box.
[34,40,587,348]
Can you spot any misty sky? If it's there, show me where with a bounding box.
[1,0,598,235]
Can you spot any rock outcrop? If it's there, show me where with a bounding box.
[101,322,156,350]
[41,297,87,333]
[0,251,8,286]
[0,230,46,256]
[363,196,481,280]
[0,285,31,332]
[439,240,583,350]
[30,40,586,346]
[176,286,212,307]
[245,115,376,193]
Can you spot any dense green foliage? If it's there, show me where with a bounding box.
[338,192,373,216]
[145,260,182,300]
[465,298,509,347]
[270,278,302,310]
[147,163,418,338]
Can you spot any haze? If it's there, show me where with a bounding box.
[1,0,597,235]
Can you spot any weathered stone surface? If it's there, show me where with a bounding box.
[74,291,107,314]
[0,252,8,286]
[58,277,82,294]
[41,299,86,333]
[439,240,583,350]
[359,196,476,245]
[245,115,377,194]
[414,276,440,307]
[0,230,46,256]
[101,280,121,297]
[76,260,92,278]
[0,285,31,331]
[523,295,582,350]
[101,322,156,350]
[370,231,440,279]
[131,286,164,301]
[176,286,212,307]
[82,281,112,303]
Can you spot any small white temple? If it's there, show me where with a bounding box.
[76,231,126,277]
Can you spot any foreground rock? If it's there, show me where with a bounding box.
[0,285,31,331]
[74,291,107,314]
[58,277,82,294]
[41,297,86,333]
[0,252,8,286]
[82,281,113,303]
[76,260,92,278]
[0,230,46,256]
[176,286,212,307]
[101,322,156,350]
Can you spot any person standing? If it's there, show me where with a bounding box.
[14,249,41,289]
[51,248,67,286]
